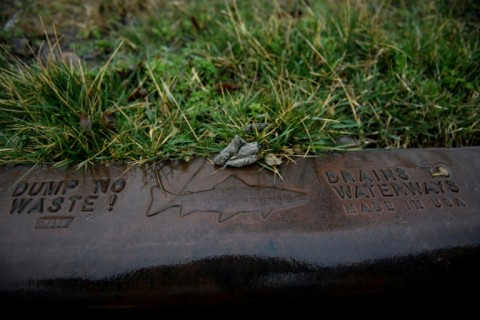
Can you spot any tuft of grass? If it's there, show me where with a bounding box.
[0,41,122,167]
[0,0,479,168]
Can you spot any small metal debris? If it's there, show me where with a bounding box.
[213,135,260,167]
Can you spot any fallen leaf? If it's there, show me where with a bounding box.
[100,111,117,130]
[265,153,282,166]
[217,82,241,92]
[293,145,303,154]
[128,87,148,101]
[190,15,201,32]
[79,113,92,135]
[282,146,295,156]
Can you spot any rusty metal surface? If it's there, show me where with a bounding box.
[0,147,479,307]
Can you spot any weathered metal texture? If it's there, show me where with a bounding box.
[0,147,479,307]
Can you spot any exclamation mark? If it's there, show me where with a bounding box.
[108,195,117,211]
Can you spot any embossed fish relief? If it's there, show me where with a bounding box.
[146,176,308,222]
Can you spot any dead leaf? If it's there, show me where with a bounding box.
[79,113,92,135]
[282,146,295,156]
[100,111,117,130]
[190,15,201,32]
[265,153,282,166]
[217,82,241,92]
[293,145,303,154]
[128,87,148,101]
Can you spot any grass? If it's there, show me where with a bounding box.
[0,0,479,169]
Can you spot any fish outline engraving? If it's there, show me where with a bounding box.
[146,176,308,223]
